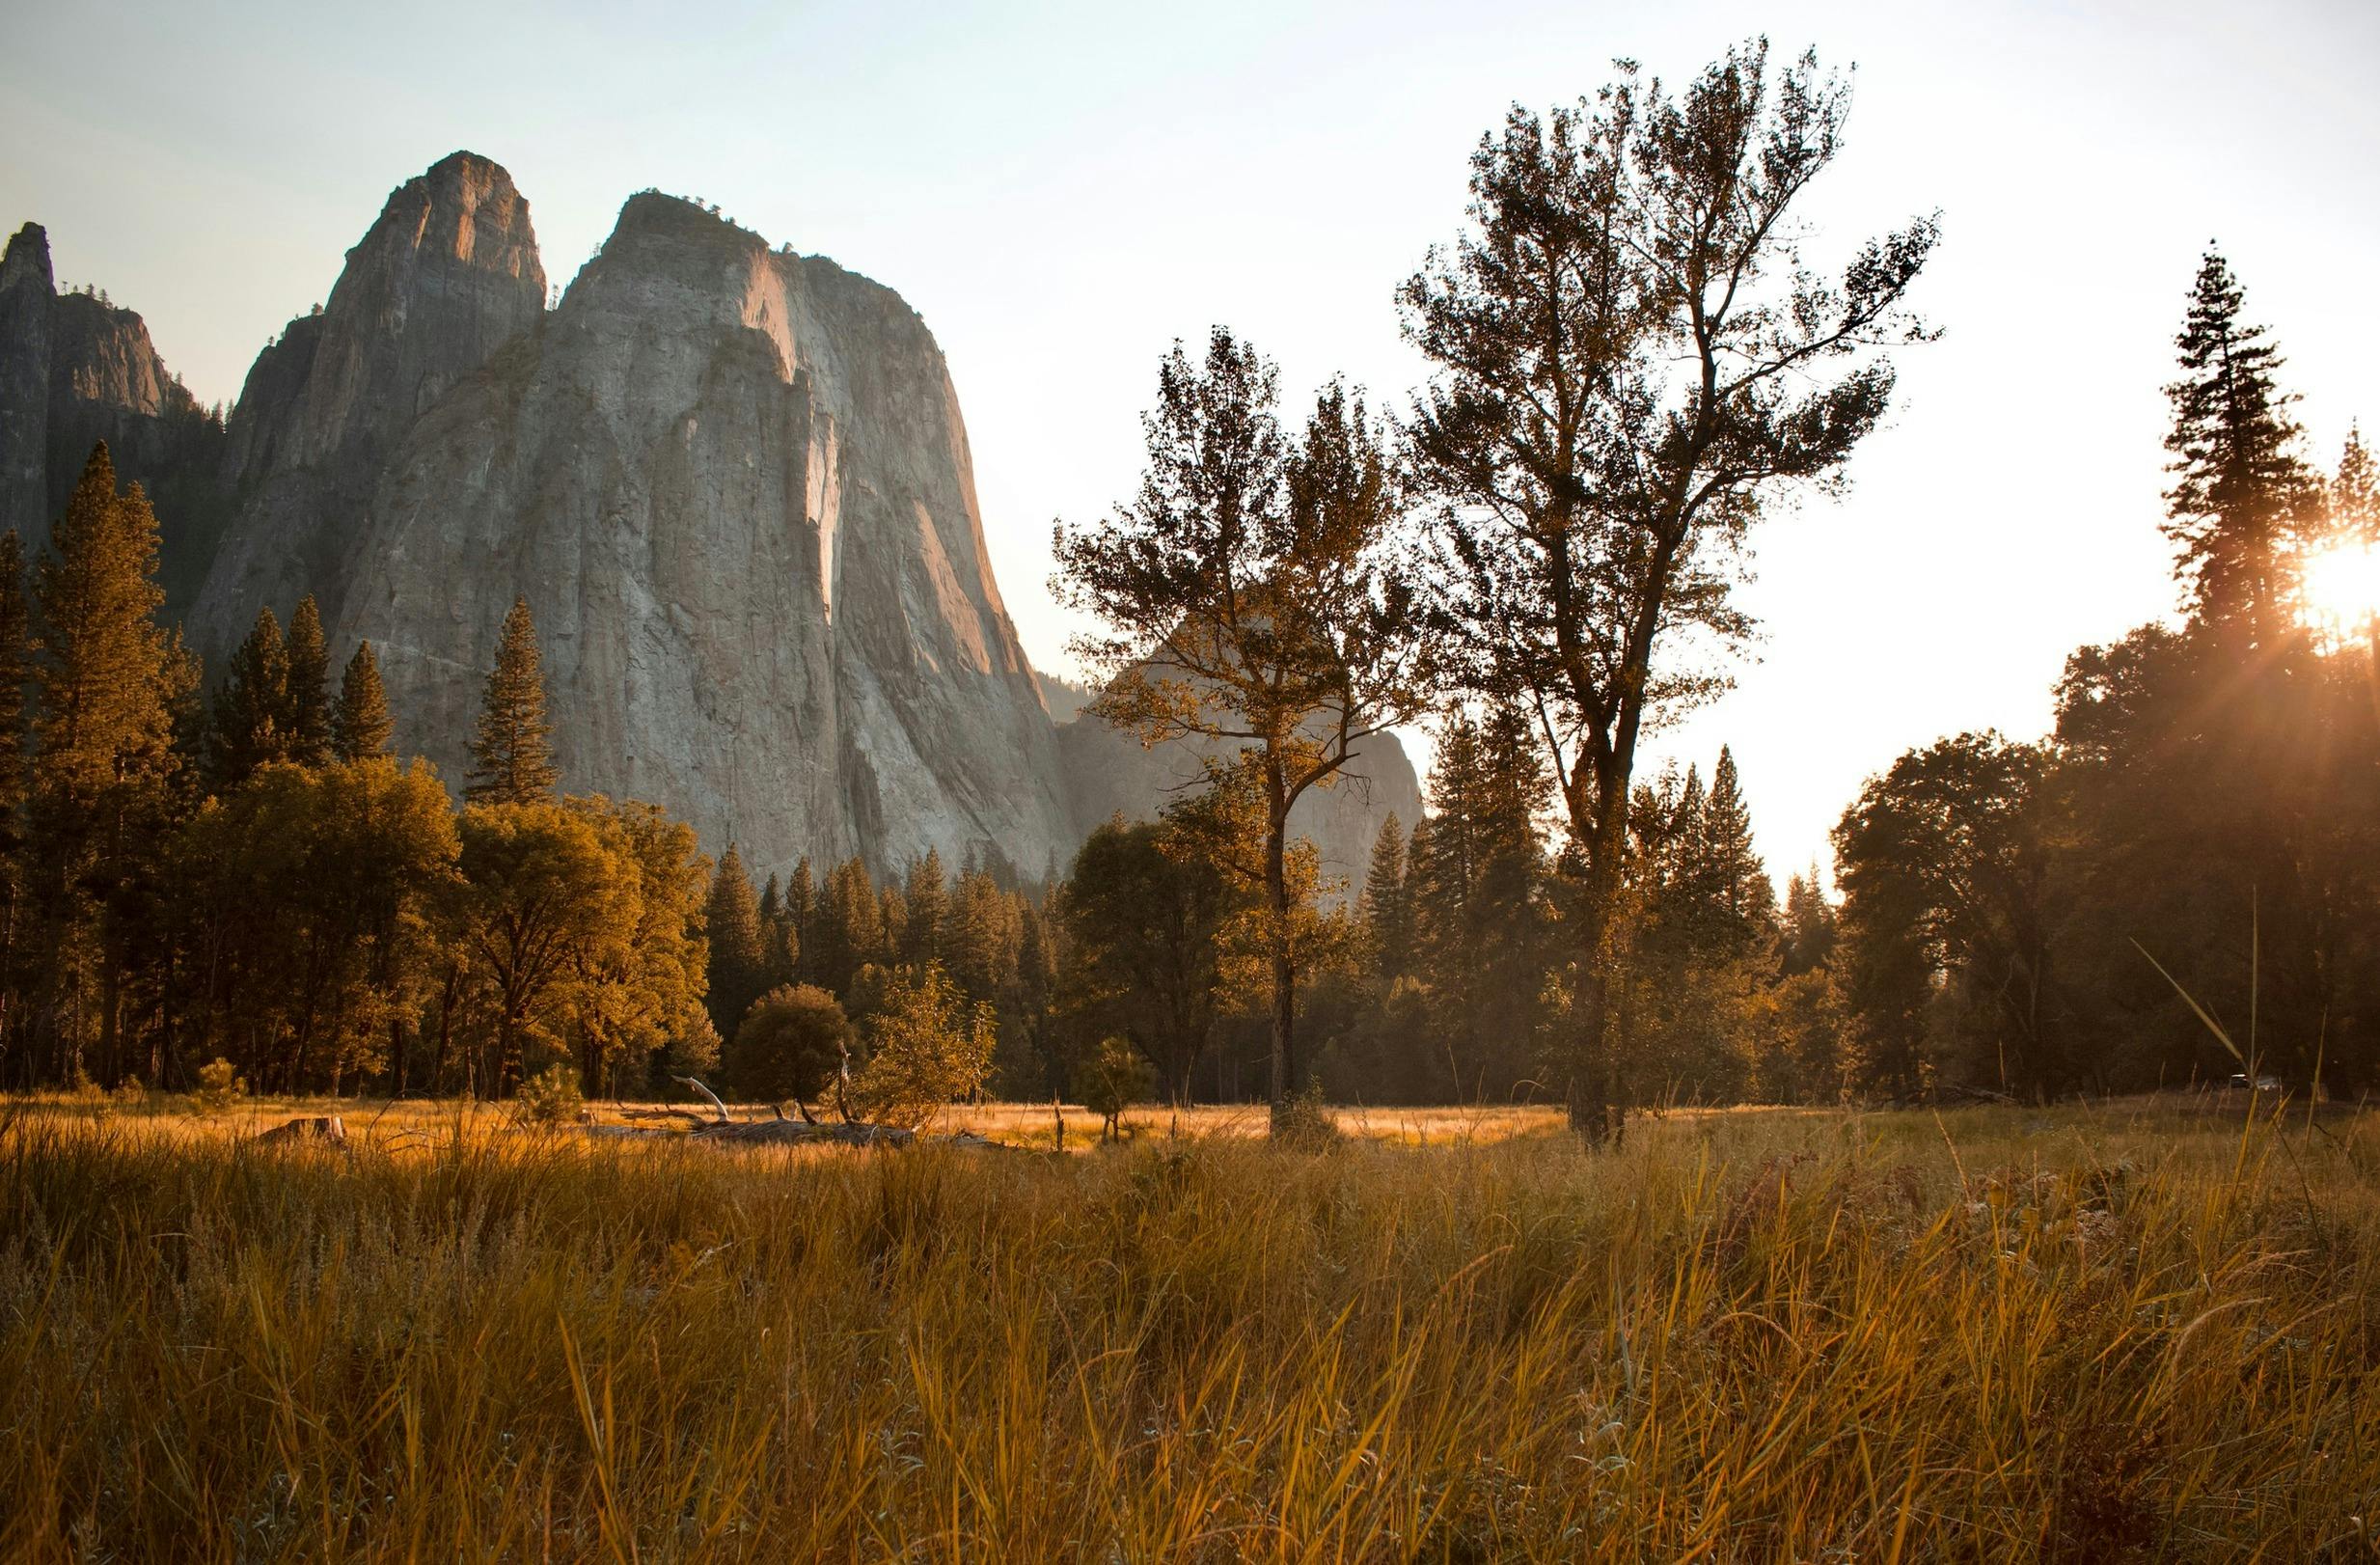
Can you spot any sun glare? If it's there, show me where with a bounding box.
[2299,538,2380,639]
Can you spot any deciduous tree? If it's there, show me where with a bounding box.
[1403,42,1935,1139]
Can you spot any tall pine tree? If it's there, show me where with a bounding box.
[208,606,290,788]
[28,444,179,1085]
[333,641,394,761]
[283,594,332,766]
[703,844,767,1041]
[2163,248,2312,641]
[466,596,559,804]
[1358,813,1411,980]
[903,847,947,970]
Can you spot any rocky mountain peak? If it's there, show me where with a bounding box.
[189,151,549,656]
[2,223,51,294]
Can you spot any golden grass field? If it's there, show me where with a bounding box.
[4,1092,2377,1561]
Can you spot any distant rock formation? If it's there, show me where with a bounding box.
[1055,711,1423,890]
[4,154,1418,887]
[0,222,229,608]
[302,182,1073,882]
[191,151,545,655]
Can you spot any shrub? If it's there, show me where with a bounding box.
[725,984,847,1106]
[1078,1035,1156,1142]
[847,964,994,1128]
[189,1058,247,1114]
[510,1063,585,1126]
[1272,1080,1343,1150]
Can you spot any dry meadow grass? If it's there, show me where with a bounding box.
[4,1092,2377,1560]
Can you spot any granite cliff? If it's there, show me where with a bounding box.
[322,187,1075,880]
[0,222,229,607]
[4,154,1416,884]
[191,151,545,655]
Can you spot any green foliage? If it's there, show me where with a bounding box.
[464,596,558,806]
[725,983,846,1106]
[1402,43,1934,1139]
[282,595,332,767]
[175,758,461,1092]
[1077,1034,1154,1141]
[702,845,766,1044]
[847,963,995,1129]
[27,443,183,1086]
[1060,815,1236,1103]
[208,606,290,789]
[509,1062,584,1126]
[189,1057,245,1113]
[332,640,394,762]
[449,799,641,1095]
[1053,327,1426,1129]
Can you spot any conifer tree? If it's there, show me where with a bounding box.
[1778,866,1838,977]
[282,595,332,765]
[702,845,767,1042]
[812,858,881,997]
[2331,426,2377,543]
[877,885,910,966]
[786,856,816,983]
[28,444,178,1085]
[1409,707,1548,1096]
[208,606,289,788]
[903,847,947,969]
[2163,248,2313,639]
[756,872,798,988]
[1700,747,1775,955]
[1358,813,1412,979]
[332,641,394,761]
[465,596,559,804]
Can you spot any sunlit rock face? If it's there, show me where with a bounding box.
[191,151,546,653]
[326,185,1073,883]
[0,222,229,604]
[8,154,1417,884]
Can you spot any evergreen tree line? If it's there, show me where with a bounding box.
[0,446,719,1100]
[1827,251,2380,1103]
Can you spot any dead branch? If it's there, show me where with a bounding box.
[671,1075,731,1125]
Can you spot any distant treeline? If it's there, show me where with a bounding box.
[6,42,2372,1122]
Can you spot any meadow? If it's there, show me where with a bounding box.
[3,1094,2377,1561]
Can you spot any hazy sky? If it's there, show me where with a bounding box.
[4,0,2375,884]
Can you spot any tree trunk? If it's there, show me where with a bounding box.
[1265,799,1295,1133]
[1567,801,1628,1148]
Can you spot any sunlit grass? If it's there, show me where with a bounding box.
[4,1096,2376,1559]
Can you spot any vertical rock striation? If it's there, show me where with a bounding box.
[15,153,1414,884]
[329,189,1073,882]
[192,151,545,653]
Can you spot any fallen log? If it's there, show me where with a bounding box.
[671,1075,732,1126]
[254,1115,346,1146]
[693,1119,916,1148]
[616,1106,716,1126]
[687,1121,1029,1152]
